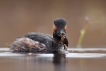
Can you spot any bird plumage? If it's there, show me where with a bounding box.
[10,18,68,53]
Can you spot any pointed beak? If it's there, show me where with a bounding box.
[61,35,66,44]
[61,35,65,42]
[60,30,66,43]
[59,30,65,37]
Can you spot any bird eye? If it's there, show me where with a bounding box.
[54,27,58,30]
[53,25,58,31]
[53,26,58,31]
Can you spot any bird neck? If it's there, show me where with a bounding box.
[53,35,63,46]
[53,34,61,41]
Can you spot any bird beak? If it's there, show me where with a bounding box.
[61,34,66,42]
[59,30,65,37]
[59,30,66,42]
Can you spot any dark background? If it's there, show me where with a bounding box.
[0,0,106,47]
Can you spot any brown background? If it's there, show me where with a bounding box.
[0,0,106,47]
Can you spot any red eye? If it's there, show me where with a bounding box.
[54,27,58,30]
[53,25,58,31]
[53,26,58,31]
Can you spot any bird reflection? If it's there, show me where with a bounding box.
[53,54,67,71]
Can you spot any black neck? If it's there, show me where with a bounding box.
[53,34,61,41]
[53,35,63,47]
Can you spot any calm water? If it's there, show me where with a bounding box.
[0,48,106,71]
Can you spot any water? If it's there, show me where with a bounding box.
[0,48,106,71]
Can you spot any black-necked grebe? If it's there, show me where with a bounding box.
[10,18,68,53]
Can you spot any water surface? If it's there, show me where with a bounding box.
[0,48,106,71]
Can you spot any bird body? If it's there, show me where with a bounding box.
[10,18,68,53]
[24,32,64,52]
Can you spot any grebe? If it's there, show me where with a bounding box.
[10,18,68,53]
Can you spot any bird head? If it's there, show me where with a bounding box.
[53,18,68,47]
[53,18,67,37]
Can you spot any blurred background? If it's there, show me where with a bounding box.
[0,0,106,47]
